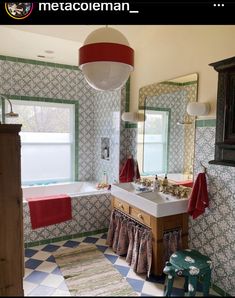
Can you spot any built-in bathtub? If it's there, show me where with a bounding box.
[23,182,112,247]
[22,181,109,201]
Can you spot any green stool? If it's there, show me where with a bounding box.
[163,249,212,296]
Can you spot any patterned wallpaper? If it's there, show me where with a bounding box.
[140,82,197,174]
[189,124,235,296]
[92,81,138,184]
[183,84,197,175]
[92,89,121,183]
[0,57,96,181]
[0,56,131,183]
[119,82,138,170]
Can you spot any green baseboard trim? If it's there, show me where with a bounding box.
[24,228,108,248]
[0,54,80,71]
[125,123,137,128]
[211,283,232,297]
[196,119,216,127]
[161,80,197,86]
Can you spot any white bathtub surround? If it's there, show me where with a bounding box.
[23,182,111,245]
[22,181,108,201]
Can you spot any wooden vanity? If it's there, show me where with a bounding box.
[112,196,188,276]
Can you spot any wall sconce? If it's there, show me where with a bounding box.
[78,26,134,91]
[186,102,210,116]
[121,112,145,123]
[0,94,19,124]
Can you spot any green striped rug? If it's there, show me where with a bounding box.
[53,242,138,296]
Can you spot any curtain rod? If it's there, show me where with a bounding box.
[114,208,151,230]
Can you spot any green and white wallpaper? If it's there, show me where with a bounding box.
[0,56,95,181]
[1,55,234,296]
[139,81,197,174]
[189,122,235,296]
[0,55,132,184]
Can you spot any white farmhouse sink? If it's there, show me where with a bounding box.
[111,182,189,218]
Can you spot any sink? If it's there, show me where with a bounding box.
[138,191,177,202]
[111,182,189,218]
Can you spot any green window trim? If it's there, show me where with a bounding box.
[139,106,171,175]
[1,94,79,182]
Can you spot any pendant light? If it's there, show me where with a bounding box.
[78,26,134,91]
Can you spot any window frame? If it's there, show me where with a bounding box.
[138,107,171,176]
[2,95,79,185]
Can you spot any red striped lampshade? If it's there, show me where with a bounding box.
[79,27,134,91]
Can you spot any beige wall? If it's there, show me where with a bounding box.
[127,25,235,118]
[1,25,235,119]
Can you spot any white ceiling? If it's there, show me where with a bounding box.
[0,25,143,66]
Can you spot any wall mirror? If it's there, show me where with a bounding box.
[137,73,198,185]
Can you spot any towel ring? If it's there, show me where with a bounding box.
[200,161,207,173]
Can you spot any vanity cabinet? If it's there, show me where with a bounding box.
[209,56,235,166]
[112,196,188,276]
[0,125,24,296]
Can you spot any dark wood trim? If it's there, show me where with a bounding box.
[209,56,235,166]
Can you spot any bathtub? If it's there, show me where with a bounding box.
[22,182,112,246]
[22,181,109,201]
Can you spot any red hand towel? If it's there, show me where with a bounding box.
[27,194,72,229]
[119,158,135,182]
[187,173,209,219]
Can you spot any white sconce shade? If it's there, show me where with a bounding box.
[121,112,145,123]
[186,102,210,116]
[79,27,134,91]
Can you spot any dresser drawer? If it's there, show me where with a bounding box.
[113,197,129,214]
[130,206,151,227]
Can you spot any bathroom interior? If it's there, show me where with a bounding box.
[0,25,235,297]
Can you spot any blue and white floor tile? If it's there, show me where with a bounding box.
[23,233,220,296]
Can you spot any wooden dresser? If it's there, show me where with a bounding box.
[112,196,188,276]
[0,124,24,296]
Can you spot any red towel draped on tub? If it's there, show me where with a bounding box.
[27,194,72,229]
[187,173,209,219]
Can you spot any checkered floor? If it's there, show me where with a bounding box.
[24,233,220,296]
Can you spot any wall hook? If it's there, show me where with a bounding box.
[200,161,207,173]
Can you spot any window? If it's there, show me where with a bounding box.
[6,99,75,185]
[137,109,169,175]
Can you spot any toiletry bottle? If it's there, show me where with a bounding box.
[152,175,160,192]
[162,174,168,187]
[103,171,108,184]
[155,175,160,191]
[104,146,109,159]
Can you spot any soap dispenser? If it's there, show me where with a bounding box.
[162,174,168,187]
[152,175,160,192]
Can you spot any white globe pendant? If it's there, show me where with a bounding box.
[79,27,134,91]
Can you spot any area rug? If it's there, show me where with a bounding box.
[53,242,138,296]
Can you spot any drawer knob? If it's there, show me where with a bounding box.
[118,203,124,209]
[137,213,143,219]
